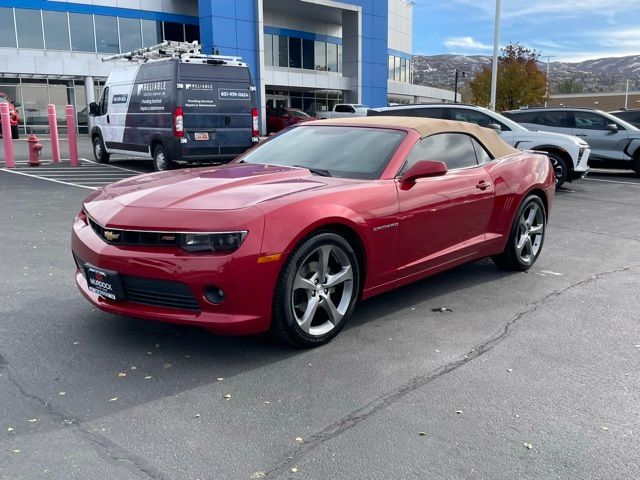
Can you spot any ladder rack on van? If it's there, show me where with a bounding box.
[101,41,245,65]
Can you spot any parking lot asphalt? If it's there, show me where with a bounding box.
[1,160,639,479]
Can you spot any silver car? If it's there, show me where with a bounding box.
[503,107,640,174]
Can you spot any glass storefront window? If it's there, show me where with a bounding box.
[141,19,162,47]
[21,82,49,133]
[15,9,44,49]
[337,44,342,73]
[163,22,184,41]
[119,17,141,53]
[302,39,314,70]
[314,41,326,71]
[400,58,406,82]
[0,8,17,48]
[327,43,338,72]
[70,13,95,52]
[394,56,401,82]
[185,24,199,43]
[388,55,394,80]
[288,37,301,68]
[264,34,273,66]
[277,35,288,67]
[43,11,70,50]
[95,15,119,53]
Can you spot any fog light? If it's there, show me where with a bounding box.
[204,286,225,304]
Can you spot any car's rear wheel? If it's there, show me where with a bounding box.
[11,125,18,139]
[271,232,360,347]
[547,152,568,188]
[153,144,174,172]
[492,195,546,271]
[633,153,640,176]
[93,135,110,163]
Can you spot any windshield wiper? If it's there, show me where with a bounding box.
[293,165,332,177]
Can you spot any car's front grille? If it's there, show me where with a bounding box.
[88,216,179,247]
[121,275,201,311]
[75,254,201,312]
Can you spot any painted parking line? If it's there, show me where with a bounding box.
[585,178,640,186]
[1,159,144,190]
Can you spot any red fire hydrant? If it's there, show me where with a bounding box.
[28,133,43,167]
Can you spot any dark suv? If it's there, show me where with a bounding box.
[610,109,640,129]
[503,107,640,174]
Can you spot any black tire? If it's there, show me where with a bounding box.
[492,195,546,271]
[633,153,640,176]
[152,143,174,172]
[271,232,360,347]
[11,125,18,139]
[547,152,568,188]
[92,135,110,164]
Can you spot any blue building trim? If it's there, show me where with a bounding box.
[388,48,412,60]
[0,0,199,24]
[263,26,342,45]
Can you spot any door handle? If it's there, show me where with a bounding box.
[107,114,110,124]
[476,179,491,190]
[575,133,587,137]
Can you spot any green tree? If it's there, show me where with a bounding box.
[556,79,584,94]
[469,43,547,110]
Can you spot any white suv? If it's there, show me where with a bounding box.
[370,104,590,188]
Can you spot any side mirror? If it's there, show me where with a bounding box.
[89,102,99,117]
[400,160,448,185]
[606,123,618,132]
[13,100,21,107]
[488,123,502,132]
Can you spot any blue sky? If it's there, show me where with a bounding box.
[412,0,640,62]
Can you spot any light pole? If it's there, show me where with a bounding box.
[454,69,466,103]
[489,0,501,111]
[544,55,555,107]
[625,79,631,109]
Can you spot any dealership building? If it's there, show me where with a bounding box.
[0,0,455,134]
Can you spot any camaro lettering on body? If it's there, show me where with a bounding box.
[373,222,399,232]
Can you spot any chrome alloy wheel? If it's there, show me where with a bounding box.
[550,156,563,179]
[291,244,354,337]
[515,202,545,265]
[94,141,103,160]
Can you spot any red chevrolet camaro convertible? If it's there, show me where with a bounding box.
[72,117,555,347]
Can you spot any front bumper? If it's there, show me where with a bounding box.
[573,147,591,176]
[71,216,282,335]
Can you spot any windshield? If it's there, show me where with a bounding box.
[599,110,639,131]
[241,125,406,179]
[288,109,310,118]
[477,106,528,131]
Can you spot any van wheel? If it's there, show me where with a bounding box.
[93,136,110,163]
[153,144,174,172]
[11,125,19,139]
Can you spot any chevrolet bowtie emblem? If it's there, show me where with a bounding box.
[104,230,120,241]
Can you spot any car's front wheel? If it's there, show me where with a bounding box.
[492,195,546,271]
[271,232,360,347]
[547,152,568,188]
[93,135,110,163]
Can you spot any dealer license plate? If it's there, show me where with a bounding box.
[194,132,209,141]
[84,265,124,301]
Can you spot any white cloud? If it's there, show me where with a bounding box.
[444,36,492,50]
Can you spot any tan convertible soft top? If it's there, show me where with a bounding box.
[316,116,520,159]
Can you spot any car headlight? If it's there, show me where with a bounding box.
[179,231,248,253]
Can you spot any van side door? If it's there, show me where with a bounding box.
[94,86,111,144]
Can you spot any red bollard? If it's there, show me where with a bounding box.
[0,103,15,168]
[47,104,60,163]
[65,105,79,167]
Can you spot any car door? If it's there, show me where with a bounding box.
[334,104,355,118]
[94,86,111,144]
[396,133,495,276]
[571,110,629,161]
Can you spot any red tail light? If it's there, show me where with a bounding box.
[174,106,184,138]
[251,107,259,141]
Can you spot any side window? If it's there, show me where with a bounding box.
[402,133,479,174]
[471,137,493,164]
[412,108,446,119]
[335,104,355,113]
[450,108,509,131]
[535,111,571,128]
[574,111,621,130]
[98,87,109,115]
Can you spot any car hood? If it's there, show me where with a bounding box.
[509,129,588,146]
[85,163,345,212]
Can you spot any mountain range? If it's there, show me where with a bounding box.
[412,54,640,94]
